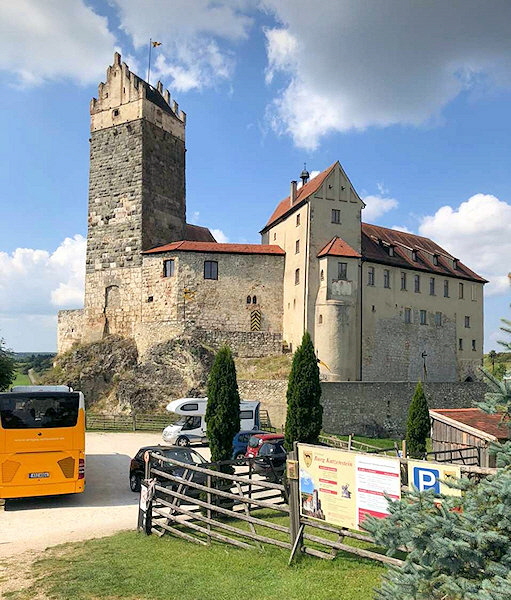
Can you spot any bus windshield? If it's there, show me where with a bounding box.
[0,393,80,429]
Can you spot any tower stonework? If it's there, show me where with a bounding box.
[83,53,187,342]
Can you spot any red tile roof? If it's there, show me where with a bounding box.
[361,223,486,283]
[317,237,361,258]
[430,408,510,440]
[261,163,337,232]
[143,240,285,256]
[185,223,216,242]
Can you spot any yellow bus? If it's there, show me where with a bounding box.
[0,385,85,499]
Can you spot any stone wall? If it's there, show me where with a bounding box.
[236,379,488,436]
[57,309,84,354]
[196,330,282,358]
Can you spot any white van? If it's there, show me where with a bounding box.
[162,397,260,446]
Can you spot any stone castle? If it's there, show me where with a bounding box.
[58,53,486,382]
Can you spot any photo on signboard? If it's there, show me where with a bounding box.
[300,468,325,520]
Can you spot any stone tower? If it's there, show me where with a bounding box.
[83,52,187,341]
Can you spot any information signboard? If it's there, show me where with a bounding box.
[407,460,461,497]
[298,444,401,530]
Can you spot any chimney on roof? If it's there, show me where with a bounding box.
[300,163,310,186]
[290,180,297,206]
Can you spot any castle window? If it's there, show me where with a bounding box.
[273,232,276,241]
[147,296,154,303]
[401,272,407,291]
[163,259,175,277]
[367,266,375,286]
[459,338,463,351]
[388,245,395,257]
[338,262,347,280]
[318,314,323,324]
[295,269,300,285]
[433,254,439,266]
[412,250,418,261]
[435,311,442,326]
[112,109,119,117]
[252,295,257,304]
[414,275,420,293]
[471,285,477,301]
[296,214,300,226]
[472,339,477,351]
[331,209,341,224]
[444,279,449,297]
[320,269,324,281]
[246,296,251,304]
[429,277,435,296]
[420,309,427,325]
[465,315,470,328]
[383,269,390,288]
[459,282,464,299]
[204,260,218,280]
[295,239,300,254]
[404,308,411,324]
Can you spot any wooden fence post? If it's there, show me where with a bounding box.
[288,442,302,561]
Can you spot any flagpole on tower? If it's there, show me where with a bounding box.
[147,39,162,86]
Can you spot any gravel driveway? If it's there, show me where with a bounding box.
[0,431,211,558]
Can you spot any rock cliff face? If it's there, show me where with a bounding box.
[46,335,215,413]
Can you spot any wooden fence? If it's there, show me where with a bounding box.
[86,413,171,431]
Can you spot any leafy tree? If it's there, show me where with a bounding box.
[205,345,240,464]
[0,338,16,391]
[405,380,430,459]
[366,310,511,599]
[284,331,322,450]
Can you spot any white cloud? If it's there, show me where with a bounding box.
[419,194,511,296]
[391,225,412,234]
[297,170,320,189]
[0,235,86,316]
[0,0,115,86]
[362,194,399,221]
[110,0,253,90]
[210,229,230,244]
[262,0,511,148]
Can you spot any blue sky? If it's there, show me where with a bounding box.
[0,0,509,352]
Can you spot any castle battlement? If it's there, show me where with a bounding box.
[90,52,186,138]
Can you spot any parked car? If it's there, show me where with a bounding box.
[232,430,266,460]
[245,433,285,459]
[253,439,287,481]
[129,444,207,493]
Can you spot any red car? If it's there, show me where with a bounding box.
[245,433,285,459]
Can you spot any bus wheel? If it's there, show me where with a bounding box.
[130,473,141,492]
[176,436,190,447]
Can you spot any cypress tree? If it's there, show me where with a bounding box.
[284,331,323,450]
[405,380,430,459]
[205,345,240,464]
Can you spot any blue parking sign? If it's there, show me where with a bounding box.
[413,467,440,493]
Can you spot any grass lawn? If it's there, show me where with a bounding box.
[5,530,385,600]
[11,369,31,386]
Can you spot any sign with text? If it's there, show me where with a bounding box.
[407,461,461,497]
[298,444,401,530]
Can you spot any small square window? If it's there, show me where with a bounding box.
[401,272,407,291]
[331,209,341,224]
[112,108,120,117]
[295,268,300,285]
[444,280,449,297]
[163,259,175,277]
[384,269,390,288]
[367,266,375,286]
[204,260,218,280]
[147,296,154,303]
[296,214,300,226]
[459,282,464,299]
[420,309,427,325]
[414,275,420,293]
[465,316,470,328]
[472,339,476,351]
[404,308,411,324]
[295,239,300,254]
[338,262,347,280]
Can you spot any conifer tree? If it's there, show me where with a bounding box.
[405,380,430,458]
[284,331,322,450]
[205,345,240,464]
[0,338,15,391]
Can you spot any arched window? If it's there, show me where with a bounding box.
[320,269,324,281]
[246,295,251,304]
[318,314,323,324]
[252,295,257,304]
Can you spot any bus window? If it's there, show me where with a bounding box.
[0,393,79,429]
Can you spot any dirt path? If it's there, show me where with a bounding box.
[0,432,211,559]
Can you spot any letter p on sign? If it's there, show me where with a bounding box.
[413,467,440,493]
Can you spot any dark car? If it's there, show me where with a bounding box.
[129,445,207,493]
[232,430,266,460]
[253,440,287,481]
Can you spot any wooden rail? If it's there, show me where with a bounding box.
[86,413,170,431]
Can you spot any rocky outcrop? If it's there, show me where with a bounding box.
[45,335,215,413]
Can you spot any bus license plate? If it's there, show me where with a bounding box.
[29,472,50,479]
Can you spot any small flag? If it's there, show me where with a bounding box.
[152,41,162,47]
